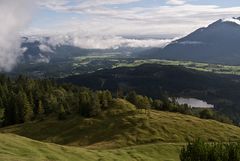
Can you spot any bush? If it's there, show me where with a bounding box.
[200,109,214,119]
[152,99,163,110]
[180,139,240,161]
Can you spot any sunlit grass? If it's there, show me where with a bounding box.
[1,100,240,160]
[2,102,240,148]
[0,133,183,161]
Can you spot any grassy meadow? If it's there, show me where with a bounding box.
[114,59,240,75]
[2,100,240,160]
[2,101,240,147]
[0,133,183,161]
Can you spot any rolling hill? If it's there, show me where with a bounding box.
[2,100,240,160]
[2,101,240,148]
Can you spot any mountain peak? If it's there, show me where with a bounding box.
[145,17,240,65]
[221,17,240,25]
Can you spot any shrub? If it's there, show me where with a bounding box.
[200,109,214,119]
[180,139,240,161]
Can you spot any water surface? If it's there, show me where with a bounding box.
[176,98,214,108]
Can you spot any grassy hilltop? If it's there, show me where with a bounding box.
[2,100,240,143]
[2,99,240,160]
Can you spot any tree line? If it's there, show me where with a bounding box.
[125,91,232,124]
[0,75,113,125]
[0,75,233,126]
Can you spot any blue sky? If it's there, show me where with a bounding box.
[2,0,240,71]
[190,0,240,7]
[26,0,240,38]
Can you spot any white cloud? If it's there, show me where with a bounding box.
[0,0,34,71]
[38,0,141,11]
[23,1,240,50]
[166,0,186,5]
[29,34,172,49]
[39,44,54,53]
[70,36,172,49]
[27,1,240,39]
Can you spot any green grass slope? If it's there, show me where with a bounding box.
[0,133,182,161]
[2,99,240,148]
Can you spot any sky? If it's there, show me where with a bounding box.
[1,0,240,71]
[26,0,240,38]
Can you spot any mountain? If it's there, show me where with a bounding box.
[141,17,240,65]
[11,36,148,78]
[20,36,149,64]
[21,37,95,63]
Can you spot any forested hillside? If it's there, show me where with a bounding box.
[60,64,240,123]
[0,74,233,128]
[0,75,114,126]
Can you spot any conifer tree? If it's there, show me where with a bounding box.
[3,94,17,125]
[126,91,137,105]
[79,92,91,116]
[58,104,66,120]
[89,93,101,117]
[22,92,33,122]
[37,100,44,115]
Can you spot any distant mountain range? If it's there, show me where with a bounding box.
[20,34,171,64]
[21,17,240,65]
[140,17,240,65]
[20,36,103,63]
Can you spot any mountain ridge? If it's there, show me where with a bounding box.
[140,17,240,65]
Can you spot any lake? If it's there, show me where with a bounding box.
[176,98,214,108]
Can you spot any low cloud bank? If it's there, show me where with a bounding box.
[0,0,34,71]
[26,34,173,50]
